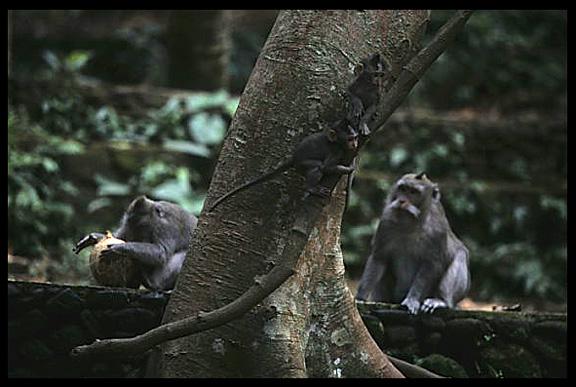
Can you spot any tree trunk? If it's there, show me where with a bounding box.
[165,10,231,91]
[156,10,430,378]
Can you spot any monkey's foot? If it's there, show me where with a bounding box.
[421,298,448,314]
[359,122,371,137]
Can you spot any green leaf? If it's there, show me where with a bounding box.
[65,50,93,72]
[185,90,229,112]
[188,113,227,145]
[42,50,61,71]
[223,97,240,117]
[41,158,59,173]
[390,147,408,167]
[151,170,192,203]
[94,174,131,196]
[162,139,211,158]
[87,197,113,213]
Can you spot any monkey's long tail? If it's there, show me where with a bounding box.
[207,160,293,212]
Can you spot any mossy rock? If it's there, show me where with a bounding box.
[480,342,541,378]
[417,354,468,378]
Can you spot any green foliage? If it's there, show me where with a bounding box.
[466,239,566,301]
[411,10,566,110]
[82,92,236,214]
[91,161,205,215]
[8,108,84,258]
[9,48,238,282]
[42,50,93,75]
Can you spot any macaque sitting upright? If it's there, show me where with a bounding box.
[356,173,470,314]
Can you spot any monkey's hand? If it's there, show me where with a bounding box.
[401,297,421,315]
[359,122,371,137]
[331,164,355,175]
[99,243,127,259]
[347,91,365,120]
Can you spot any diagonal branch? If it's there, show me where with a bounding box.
[71,261,297,357]
[70,10,473,360]
[369,10,473,138]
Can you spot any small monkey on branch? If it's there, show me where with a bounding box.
[346,52,390,137]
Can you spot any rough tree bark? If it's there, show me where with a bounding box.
[155,10,431,378]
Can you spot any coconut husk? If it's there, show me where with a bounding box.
[89,231,140,288]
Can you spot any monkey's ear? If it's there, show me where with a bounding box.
[354,62,365,75]
[415,172,427,180]
[328,129,338,142]
[432,186,441,201]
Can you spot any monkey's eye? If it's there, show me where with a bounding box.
[155,207,165,218]
[408,187,420,195]
[398,184,420,196]
[397,184,410,193]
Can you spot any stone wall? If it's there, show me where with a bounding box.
[357,301,566,378]
[7,280,566,378]
[8,280,169,377]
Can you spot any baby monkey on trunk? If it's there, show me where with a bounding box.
[356,173,470,314]
[208,118,359,212]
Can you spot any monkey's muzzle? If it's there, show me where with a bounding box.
[391,199,421,218]
[347,135,358,151]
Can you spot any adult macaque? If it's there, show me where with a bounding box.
[356,173,470,314]
[74,196,198,291]
[208,119,359,212]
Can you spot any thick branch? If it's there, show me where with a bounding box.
[370,10,473,136]
[71,263,295,358]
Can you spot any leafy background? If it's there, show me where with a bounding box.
[8,10,566,310]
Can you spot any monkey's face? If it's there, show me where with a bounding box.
[341,123,359,152]
[388,182,423,219]
[385,173,439,222]
[328,124,358,152]
[347,133,359,151]
[125,196,175,240]
[356,53,385,77]
[368,53,385,76]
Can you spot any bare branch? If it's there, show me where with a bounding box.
[71,263,295,358]
[388,356,445,378]
[370,10,474,137]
